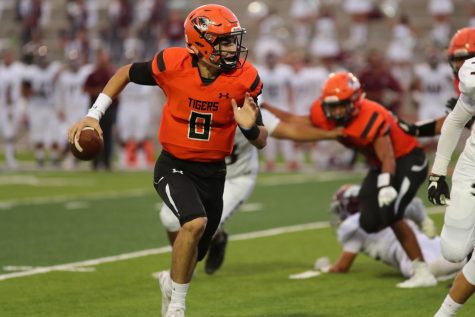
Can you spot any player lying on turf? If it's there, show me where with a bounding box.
[313,184,464,281]
[159,107,344,275]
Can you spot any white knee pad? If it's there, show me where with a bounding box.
[159,204,180,232]
[441,237,470,263]
[462,255,475,286]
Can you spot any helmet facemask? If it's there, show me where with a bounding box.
[207,30,248,71]
[322,97,355,126]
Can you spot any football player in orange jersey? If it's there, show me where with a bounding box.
[68,4,267,316]
[398,27,475,137]
[263,71,438,288]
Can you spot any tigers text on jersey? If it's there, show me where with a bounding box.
[310,98,418,166]
[225,108,280,179]
[149,47,263,162]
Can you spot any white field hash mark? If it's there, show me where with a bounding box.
[0,206,445,282]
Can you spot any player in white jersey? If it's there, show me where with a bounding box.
[413,51,455,121]
[429,57,475,316]
[160,108,343,274]
[0,49,25,169]
[256,51,297,171]
[22,46,62,167]
[56,51,94,167]
[315,184,463,282]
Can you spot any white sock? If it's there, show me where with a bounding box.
[169,280,189,310]
[435,295,463,317]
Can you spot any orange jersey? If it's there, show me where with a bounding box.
[151,47,263,162]
[310,98,419,166]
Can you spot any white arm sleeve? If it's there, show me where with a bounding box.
[261,108,281,135]
[431,95,474,175]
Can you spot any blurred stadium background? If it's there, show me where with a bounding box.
[1,0,474,316]
[0,0,473,170]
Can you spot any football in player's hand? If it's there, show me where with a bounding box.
[70,127,103,161]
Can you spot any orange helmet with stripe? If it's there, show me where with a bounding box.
[320,72,363,126]
[448,27,475,74]
[184,4,248,71]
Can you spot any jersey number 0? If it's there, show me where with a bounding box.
[188,111,212,141]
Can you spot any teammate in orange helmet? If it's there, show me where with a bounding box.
[399,27,475,137]
[264,71,437,288]
[68,4,267,317]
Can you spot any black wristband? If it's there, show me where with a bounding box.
[415,120,437,137]
[239,124,260,140]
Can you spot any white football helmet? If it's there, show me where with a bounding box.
[330,184,361,227]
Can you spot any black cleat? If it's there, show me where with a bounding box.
[205,230,228,274]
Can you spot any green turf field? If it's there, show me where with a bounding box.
[0,170,473,316]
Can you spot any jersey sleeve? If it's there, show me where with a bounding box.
[129,61,157,86]
[357,109,390,141]
[261,108,280,135]
[249,71,263,99]
[150,49,167,87]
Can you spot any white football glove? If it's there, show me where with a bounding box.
[378,186,398,207]
[377,173,398,207]
[314,256,331,273]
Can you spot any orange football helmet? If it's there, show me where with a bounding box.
[320,72,363,126]
[184,4,248,71]
[448,27,475,73]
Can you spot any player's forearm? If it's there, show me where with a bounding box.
[85,65,132,121]
[101,64,131,98]
[248,126,267,149]
[432,97,473,175]
[272,122,337,141]
[262,103,310,125]
[329,252,356,273]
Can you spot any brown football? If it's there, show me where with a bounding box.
[70,127,103,161]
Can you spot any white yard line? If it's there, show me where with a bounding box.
[0,222,329,282]
[0,206,445,282]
